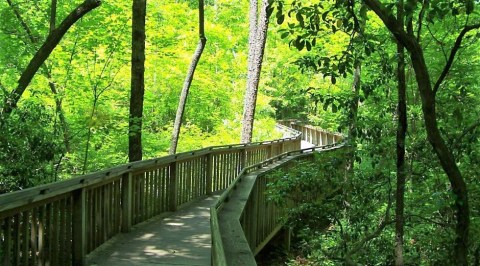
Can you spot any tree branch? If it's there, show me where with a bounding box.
[416,0,428,42]
[433,23,480,95]
[1,0,101,116]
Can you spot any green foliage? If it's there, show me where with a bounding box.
[267,150,346,230]
[0,102,62,193]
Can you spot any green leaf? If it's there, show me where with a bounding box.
[296,13,304,27]
[306,41,312,51]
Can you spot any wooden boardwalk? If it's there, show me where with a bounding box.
[87,195,219,266]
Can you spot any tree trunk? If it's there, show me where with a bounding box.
[129,0,146,162]
[1,0,101,117]
[364,0,469,263]
[169,0,206,155]
[240,0,270,143]
[346,63,360,169]
[395,1,407,265]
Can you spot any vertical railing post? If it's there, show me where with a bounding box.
[121,173,133,232]
[267,143,274,159]
[322,132,327,146]
[169,161,178,211]
[240,148,246,170]
[72,188,86,266]
[206,153,213,195]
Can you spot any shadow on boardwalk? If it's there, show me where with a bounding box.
[87,195,220,266]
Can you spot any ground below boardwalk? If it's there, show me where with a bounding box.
[87,195,219,266]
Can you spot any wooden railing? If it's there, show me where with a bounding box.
[0,125,301,266]
[278,120,343,146]
[211,123,344,265]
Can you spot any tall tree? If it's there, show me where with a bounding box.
[169,0,207,155]
[240,0,270,143]
[0,0,101,118]
[129,0,146,162]
[364,0,479,263]
[394,1,407,265]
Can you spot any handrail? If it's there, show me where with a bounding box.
[0,122,302,265]
[210,122,345,265]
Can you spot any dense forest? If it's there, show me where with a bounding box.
[0,0,479,265]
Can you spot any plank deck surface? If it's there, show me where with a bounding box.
[87,195,219,266]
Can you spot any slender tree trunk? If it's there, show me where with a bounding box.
[346,60,361,171]
[1,0,101,117]
[395,2,407,265]
[345,0,365,152]
[129,0,146,162]
[169,0,206,155]
[240,0,270,143]
[364,1,470,263]
[410,46,469,266]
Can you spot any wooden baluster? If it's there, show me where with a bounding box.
[13,214,20,266]
[22,211,29,265]
[169,161,178,211]
[121,173,133,233]
[52,202,59,265]
[240,148,246,170]
[72,188,86,266]
[3,217,12,266]
[206,153,213,195]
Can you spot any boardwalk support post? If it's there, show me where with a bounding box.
[121,173,133,232]
[72,188,86,266]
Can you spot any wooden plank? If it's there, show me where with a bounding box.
[38,206,45,266]
[51,202,59,266]
[168,162,178,211]
[210,208,227,266]
[65,197,73,264]
[144,171,150,219]
[95,187,101,249]
[3,217,12,266]
[30,209,38,265]
[22,211,29,265]
[45,203,52,266]
[13,214,21,266]
[72,188,86,266]
[121,173,133,233]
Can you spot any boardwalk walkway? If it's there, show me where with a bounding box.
[87,195,220,266]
